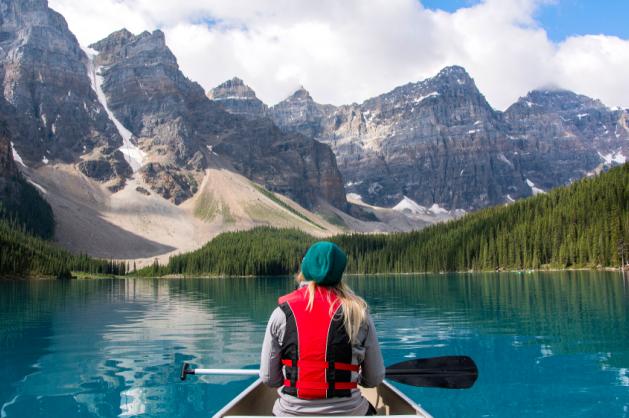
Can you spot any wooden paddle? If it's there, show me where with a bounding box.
[180,355,478,389]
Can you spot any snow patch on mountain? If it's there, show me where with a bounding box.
[213,96,255,101]
[391,196,456,216]
[393,196,429,215]
[429,203,449,214]
[206,145,218,156]
[497,153,514,168]
[10,142,25,167]
[526,178,545,195]
[412,92,439,103]
[83,46,146,172]
[598,150,626,165]
[346,193,363,202]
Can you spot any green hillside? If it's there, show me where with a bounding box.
[140,163,629,277]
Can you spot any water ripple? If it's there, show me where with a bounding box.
[0,273,627,417]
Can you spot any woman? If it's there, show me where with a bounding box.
[260,241,385,416]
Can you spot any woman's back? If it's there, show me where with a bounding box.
[259,242,385,416]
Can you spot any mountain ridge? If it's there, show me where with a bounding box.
[2,0,627,265]
[208,66,629,211]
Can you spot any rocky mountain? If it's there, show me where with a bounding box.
[88,28,347,209]
[503,89,628,188]
[0,0,347,211]
[263,66,629,211]
[267,66,528,209]
[0,0,131,191]
[269,87,336,139]
[207,77,268,120]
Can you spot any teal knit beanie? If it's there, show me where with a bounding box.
[301,241,347,286]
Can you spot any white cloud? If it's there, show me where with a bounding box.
[50,0,629,110]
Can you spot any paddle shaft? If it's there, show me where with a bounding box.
[181,355,478,389]
[191,368,259,376]
[188,368,467,376]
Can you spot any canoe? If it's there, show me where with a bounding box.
[213,379,433,417]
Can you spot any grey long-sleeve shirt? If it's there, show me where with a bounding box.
[260,306,385,416]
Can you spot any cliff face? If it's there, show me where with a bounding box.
[268,87,337,139]
[269,66,629,210]
[270,66,525,209]
[89,29,347,209]
[0,0,130,190]
[503,89,629,189]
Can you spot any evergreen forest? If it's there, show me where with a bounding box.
[137,163,629,277]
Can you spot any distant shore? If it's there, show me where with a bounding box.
[3,266,627,280]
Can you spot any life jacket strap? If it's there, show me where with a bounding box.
[281,359,359,372]
[283,379,358,390]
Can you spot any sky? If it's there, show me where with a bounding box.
[422,0,629,41]
[49,0,629,110]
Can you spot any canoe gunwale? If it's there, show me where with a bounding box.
[379,380,427,416]
[212,378,263,418]
[212,378,432,418]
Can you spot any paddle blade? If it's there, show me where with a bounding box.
[385,355,478,389]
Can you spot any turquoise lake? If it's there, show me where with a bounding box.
[0,273,628,417]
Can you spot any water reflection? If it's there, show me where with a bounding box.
[0,273,627,417]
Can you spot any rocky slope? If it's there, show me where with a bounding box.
[0,0,131,191]
[265,66,629,211]
[503,89,628,188]
[88,29,347,209]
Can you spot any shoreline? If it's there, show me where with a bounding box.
[3,266,626,280]
[8,267,629,280]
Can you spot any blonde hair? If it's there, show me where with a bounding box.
[296,272,367,344]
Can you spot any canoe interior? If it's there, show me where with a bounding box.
[213,379,431,417]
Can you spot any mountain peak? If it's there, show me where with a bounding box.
[90,28,134,50]
[511,89,605,113]
[213,77,247,91]
[90,28,176,68]
[433,65,473,85]
[288,86,313,101]
[91,28,167,52]
[208,77,258,100]
[226,77,245,86]
[438,65,468,75]
[207,77,267,119]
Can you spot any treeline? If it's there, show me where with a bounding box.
[136,227,314,277]
[0,217,127,278]
[140,163,629,276]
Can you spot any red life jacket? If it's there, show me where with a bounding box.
[278,286,360,400]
